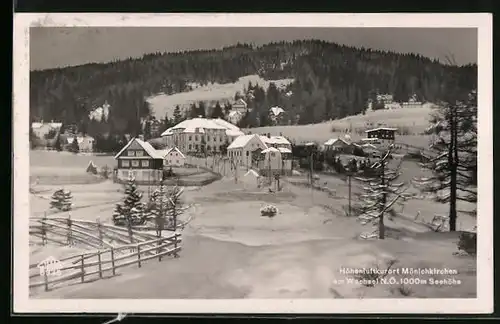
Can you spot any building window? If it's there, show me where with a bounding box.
[189,135,192,141]
[136,150,144,157]
[219,146,222,151]
[127,151,135,157]
[195,144,199,150]
[141,160,149,167]
[271,152,276,157]
[176,160,179,164]
[122,160,130,167]
[207,145,211,151]
[246,151,249,156]
[131,160,139,167]
[195,135,198,141]
[121,170,128,178]
[188,144,192,150]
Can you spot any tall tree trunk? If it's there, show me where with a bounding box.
[449,107,457,231]
[379,160,386,239]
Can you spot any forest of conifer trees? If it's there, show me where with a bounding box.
[30,39,477,150]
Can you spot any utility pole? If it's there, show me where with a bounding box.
[348,171,352,217]
[309,151,314,186]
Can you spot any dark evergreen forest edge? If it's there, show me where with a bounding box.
[30,40,477,152]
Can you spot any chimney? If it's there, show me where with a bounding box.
[138,134,144,141]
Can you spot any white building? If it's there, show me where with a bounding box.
[227,110,244,125]
[161,117,245,154]
[232,98,248,112]
[402,94,423,109]
[160,147,186,167]
[227,134,268,168]
[65,135,95,152]
[31,121,62,139]
[227,134,293,175]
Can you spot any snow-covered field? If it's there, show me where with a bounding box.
[31,167,477,299]
[147,75,294,119]
[247,106,434,146]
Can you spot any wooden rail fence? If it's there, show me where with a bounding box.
[29,233,181,293]
[30,215,162,249]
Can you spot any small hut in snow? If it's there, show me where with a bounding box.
[86,161,98,174]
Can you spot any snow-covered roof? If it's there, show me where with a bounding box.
[261,147,281,154]
[260,135,291,146]
[244,169,260,178]
[48,122,63,129]
[277,147,292,153]
[163,147,186,159]
[66,136,94,144]
[361,144,378,149]
[324,138,349,146]
[233,98,247,106]
[114,137,163,159]
[32,122,62,129]
[270,106,285,116]
[365,127,398,132]
[161,118,244,137]
[228,110,243,117]
[227,134,259,150]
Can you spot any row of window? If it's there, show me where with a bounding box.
[187,135,224,142]
[122,160,150,167]
[186,144,223,151]
[127,150,144,157]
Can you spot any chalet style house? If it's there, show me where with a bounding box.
[114,137,164,183]
[364,127,397,142]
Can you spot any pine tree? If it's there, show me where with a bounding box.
[113,174,145,227]
[50,189,73,212]
[189,103,199,119]
[211,101,224,119]
[173,105,182,124]
[143,120,152,140]
[54,134,62,151]
[68,137,79,153]
[148,183,186,235]
[198,101,207,118]
[353,147,412,239]
[413,90,477,230]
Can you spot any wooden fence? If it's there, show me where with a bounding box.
[30,216,162,249]
[29,233,181,293]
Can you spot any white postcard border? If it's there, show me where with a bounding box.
[13,13,493,314]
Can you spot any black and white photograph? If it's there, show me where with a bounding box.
[13,13,493,314]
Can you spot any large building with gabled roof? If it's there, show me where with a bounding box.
[161,117,245,154]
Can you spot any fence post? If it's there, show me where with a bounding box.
[41,213,47,246]
[44,269,49,292]
[96,218,103,247]
[110,248,116,276]
[67,213,73,246]
[97,251,103,279]
[174,233,179,258]
[158,237,163,262]
[137,244,142,268]
[80,254,85,283]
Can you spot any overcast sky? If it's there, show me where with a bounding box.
[30,27,477,71]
